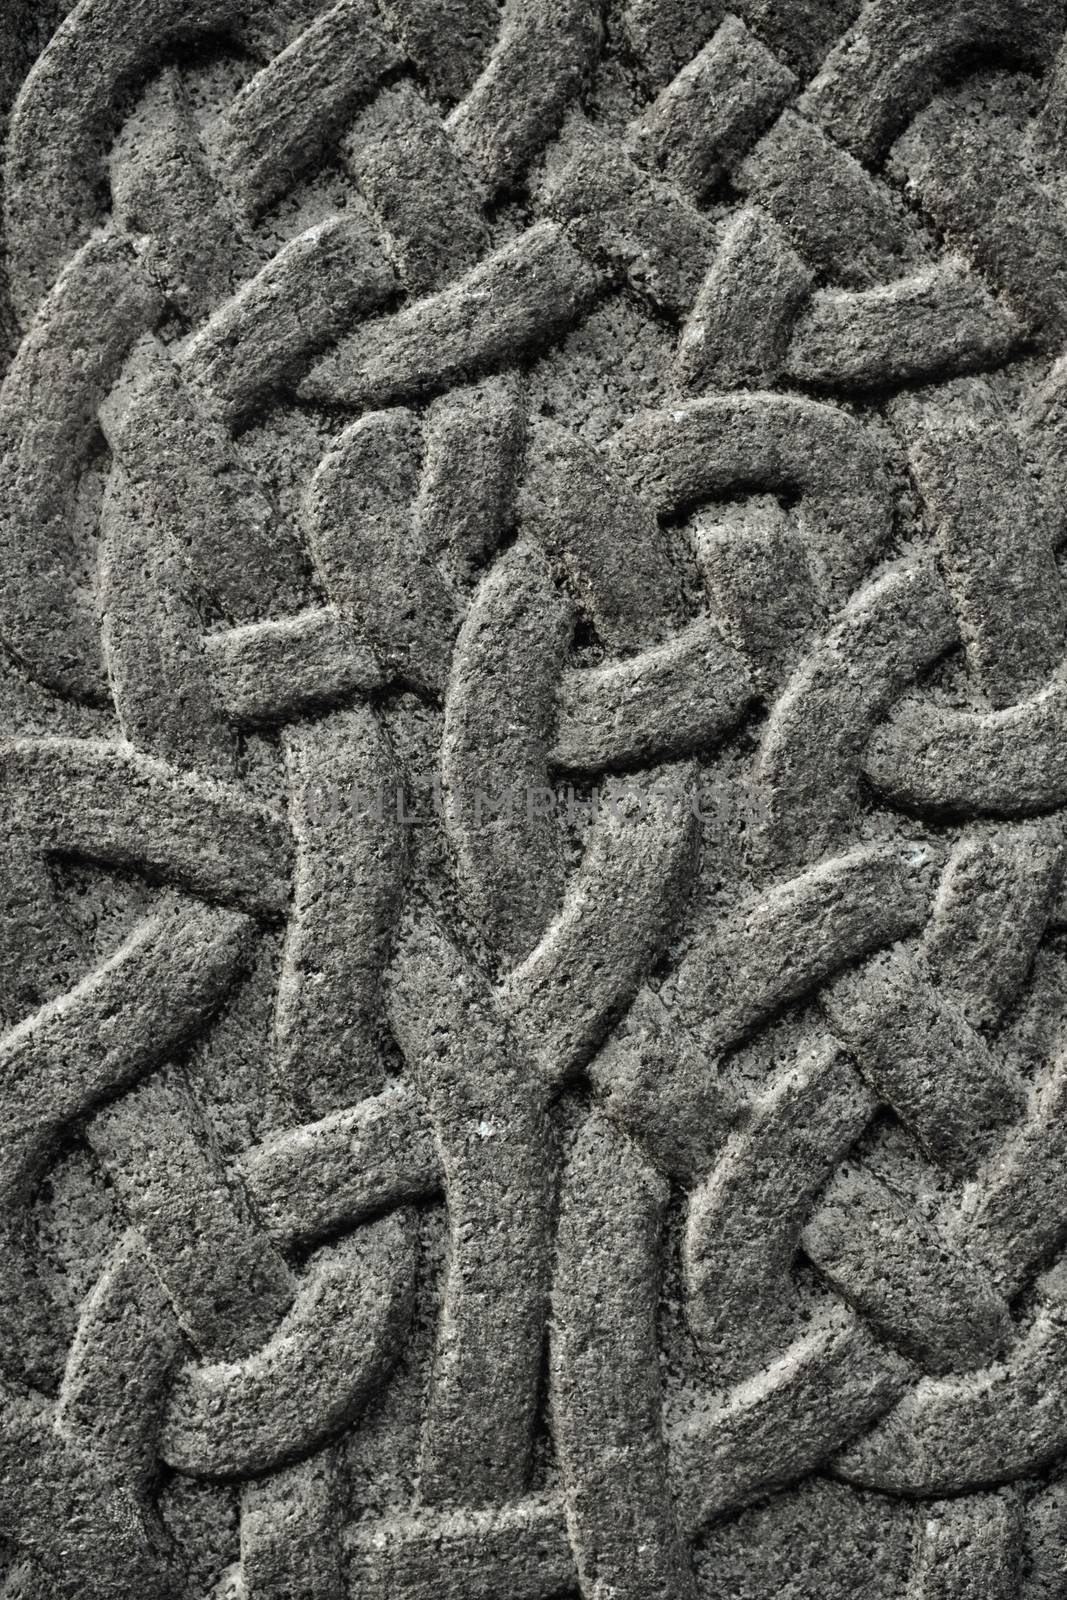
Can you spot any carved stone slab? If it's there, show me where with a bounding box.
[3,2,1067,1596]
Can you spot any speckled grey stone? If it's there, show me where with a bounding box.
[3,4,1067,1598]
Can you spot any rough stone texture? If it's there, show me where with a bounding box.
[2,2,1067,1597]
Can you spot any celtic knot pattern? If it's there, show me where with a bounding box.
[6,1,1067,1596]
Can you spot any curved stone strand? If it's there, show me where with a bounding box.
[753,558,958,872]
[797,0,1060,163]
[2,0,237,322]
[520,419,685,651]
[683,1040,875,1384]
[446,0,604,193]
[802,826,1060,1385]
[0,233,160,701]
[110,67,256,321]
[922,826,1065,1031]
[551,1113,695,1600]
[670,1310,913,1534]
[0,738,292,915]
[298,223,600,407]
[160,1213,415,1477]
[832,1275,1067,1495]
[0,898,251,1205]
[11,6,1067,1591]
[0,838,80,1032]
[672,841,942,1058]
[183,215,395,422]
[276,707,407,1117]
[55,1232,180,1495]
[442,539,571,968]
[238,1084,439,1249]
[388,918,554,1506]
[100,336,306,627]
[302,409,456,694]
[502,766,700,1086]
[414,375,524,580]
[85,1068,297,1361]
[552,617,753,771]
[890,82,1067,348]
[955,1047,1067,1301]
[892,378,1065,706]
[98,460,236,777]
[610,394,894,600]
[784,262,1020,391]
[0,1377,184,1599]
[865,670,1067,815]
[214,0,399,216]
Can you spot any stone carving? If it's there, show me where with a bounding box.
[3,2,1067,1595]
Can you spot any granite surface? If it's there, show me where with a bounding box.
[3,1,1067,1595]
